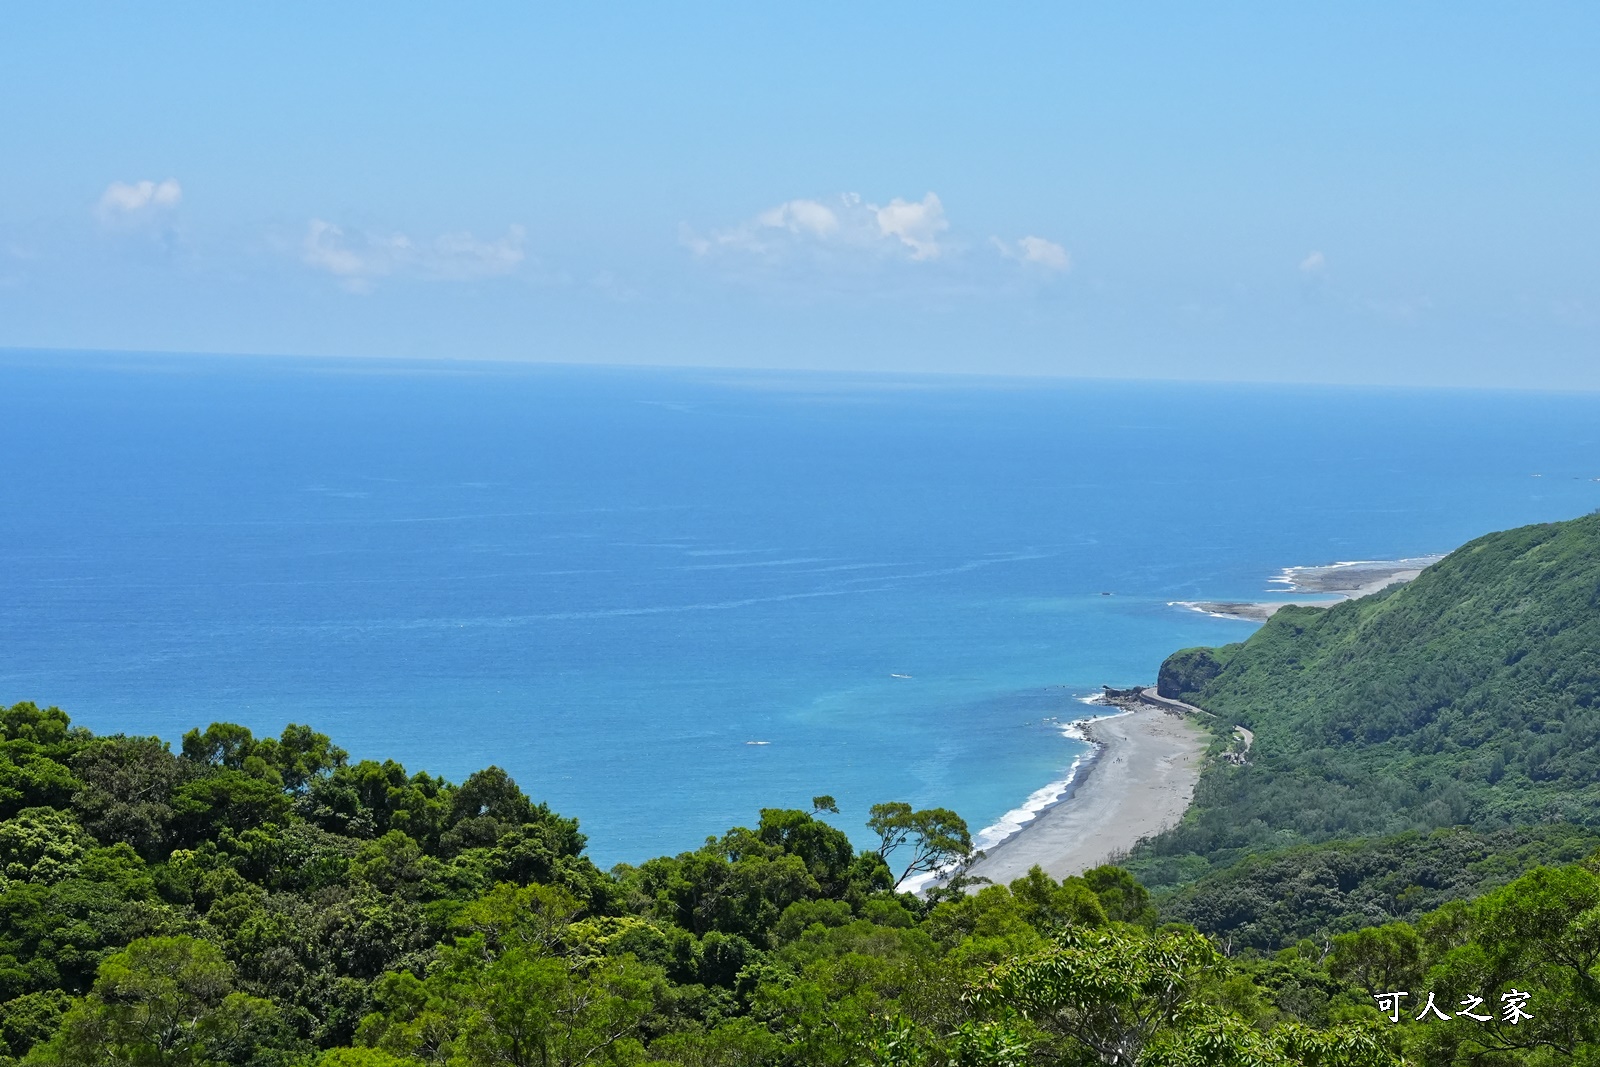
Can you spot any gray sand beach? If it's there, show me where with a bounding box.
[965,706,1207,885]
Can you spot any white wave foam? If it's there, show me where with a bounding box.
[1057,708,1131,742]
[970,753,1089,853]
[683,557,833,571]
[289,585,894,633]
[1271,555,1445,590]
[1171,600,1259,621]
[903,710,1125,895]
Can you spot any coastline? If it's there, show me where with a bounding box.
[1172,555,1443,622]
[962,702,1207,886]
[954,556,1444,887]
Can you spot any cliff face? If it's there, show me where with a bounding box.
[1155,647,1227,702]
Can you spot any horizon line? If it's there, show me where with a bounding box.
[2,343,1596,398]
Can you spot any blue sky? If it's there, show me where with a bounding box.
[2,4,1596,386]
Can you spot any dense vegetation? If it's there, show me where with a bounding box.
[0,700,1402,1065]
[1142,512,1600,889]
[1160,825,1600,952]
[1090,509,1600,1063]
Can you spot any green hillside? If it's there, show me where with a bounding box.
[1160,825,1600,951]
[1139,511,1600,889]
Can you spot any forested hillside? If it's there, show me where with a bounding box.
[1159,825,1600,951]
[1141,512,1600,888]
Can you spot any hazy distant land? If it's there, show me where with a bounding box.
[1173,555,1445,622]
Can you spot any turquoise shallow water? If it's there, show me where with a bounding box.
[2,351,1598,865]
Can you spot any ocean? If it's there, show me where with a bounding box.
[2,350,1598,867]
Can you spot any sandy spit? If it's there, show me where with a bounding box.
[1173,556,1444,621]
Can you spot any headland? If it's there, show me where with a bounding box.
[1172,555,1443,622]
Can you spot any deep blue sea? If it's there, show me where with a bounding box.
[2,351,1598,866]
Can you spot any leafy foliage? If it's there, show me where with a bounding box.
[1163,825,1600,952]
[0,701,1396,1065]
[867,802,975,890]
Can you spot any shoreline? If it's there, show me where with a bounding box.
[940,555,1441,891]
[961,701,1207,886]
[1173,554,1443,622]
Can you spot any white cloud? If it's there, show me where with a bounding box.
[687,191,949,263]
[1299,251,1326,272]
[873,193,947,260]
[302,220,526,291]
[993,235,1071,271]
[96,179,182,222]
[426,228,527,278]
[302,221,396,282]
[757,198,840,238]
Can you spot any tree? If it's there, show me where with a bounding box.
[259,724,347,793]
[0,990,71,1061]
[0,705,72,748]
[867,803,974,890]
[1141,1012,1396,1067]
[974,925,1219,1064]
[1328,923,1423,996]
[754,808,855,892]
[645,1018,781,1066]
[315,1051,418,1067]
[450,766,534,825]
[452,882,585,956]
[26,935,295,1066]
[973,925,1396,1067]
[1079,865,1158,928]
[69,737,185,859]
[0,808,91,885]
[1407,863,1600,1064]
[181,723,259,770]
[170,771,290,847]
[358,941,664,1066]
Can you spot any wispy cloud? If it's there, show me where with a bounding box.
[757,199,841,239]
[686,192,1077,305]
[685,192,950,263]
[96,179,182,225]
[1362,294,1432,320]
[1299,250,1326,272]
[993,235,1071,271]
[301,220,526,292]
